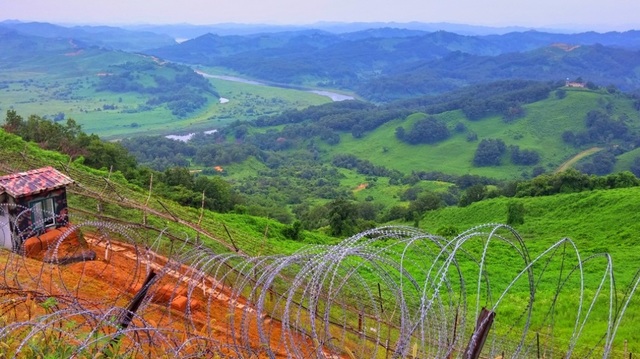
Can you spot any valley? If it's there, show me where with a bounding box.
[3,18,640,358]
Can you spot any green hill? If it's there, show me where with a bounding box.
[0,128,332,253]
[321,87,639,178]
[114,81,640,228]
[3,127,640,355]
[419,186,640,349]
[0,31,330,139]
[246,83,640,181]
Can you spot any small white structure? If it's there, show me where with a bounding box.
[0,205,11,249]
[0,167,74,251]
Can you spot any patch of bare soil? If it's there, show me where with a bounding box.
[354,183,368,192]
[555,147,603,173]
[1,231,325,358]
[550,43,581,51]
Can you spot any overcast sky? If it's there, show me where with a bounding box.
[2,0,639,31]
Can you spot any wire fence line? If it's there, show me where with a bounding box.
[1,150,640,357]
[2,212,639,358]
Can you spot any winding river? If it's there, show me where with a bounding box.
[195,70,355,102]
[166,71,355,142]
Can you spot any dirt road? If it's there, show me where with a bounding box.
[554,147,603,173]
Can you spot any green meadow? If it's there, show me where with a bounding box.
[0,53,331,139]
[319,88,640,179]
[418,187,640,353]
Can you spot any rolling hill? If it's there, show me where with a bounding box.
[241,82,640,179]
[0,29,333,138]
[3,125,640,356]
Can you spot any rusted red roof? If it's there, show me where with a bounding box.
[0,166,74,198]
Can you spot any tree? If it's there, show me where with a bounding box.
[351,124,365,139]
[81,134,137,174]
[506,202,525,225]
[503,104,525,122]
[327,199,358,237]
[383,206,411,222]
[3,110,24,133]
[577,151,616,175]
[473,139,506,167]
[396,117,450,145]
[510,145,540,166]
[408,191,443,216]
[163,167,194,188]
[459,184,487,207]
[561,131,575,145]
[194,175,238,212]
[282,221,303,241]
[454,122,467,133]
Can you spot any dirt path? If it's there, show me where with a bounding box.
[554,147,603,173]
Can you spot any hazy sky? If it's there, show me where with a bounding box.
[2,0,640,31]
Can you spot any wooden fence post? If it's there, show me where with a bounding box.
[463,307,496,359]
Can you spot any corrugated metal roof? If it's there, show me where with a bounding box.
[0,166,74,198]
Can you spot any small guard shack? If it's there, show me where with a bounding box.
[0,166,74,252]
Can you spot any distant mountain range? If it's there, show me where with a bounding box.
[2,20,640,101]
[0,20,175,52]
[123,21,540,39]
[146,28,640,101]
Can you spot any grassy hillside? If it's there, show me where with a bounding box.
[3,127,640,355]
[319,87,640,179]
[0,129,333,253]
[0,33,330,139]
[419,187,640,350]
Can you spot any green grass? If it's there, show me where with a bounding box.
[3,128,640,354]
[318,89,640,179]
[615,147,640,172]
[0,53,332,139]
[418,187,640,353]
[182,76,332,129]
[338,168,451,205]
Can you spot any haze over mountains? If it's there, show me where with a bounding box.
[3,19,640,103]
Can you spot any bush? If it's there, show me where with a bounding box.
[395,116,450,144]
[506,202,525,225]
[473,139,506,167]
[510,145,540,166]
[436,225,459,238]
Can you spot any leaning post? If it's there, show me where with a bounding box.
[462,307,496,359]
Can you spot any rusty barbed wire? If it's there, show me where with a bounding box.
[1,211,639,358]
[1,148,639,358]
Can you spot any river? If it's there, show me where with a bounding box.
[195,70,354,102]
[166,129,217,142]
[165,72,354,142]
